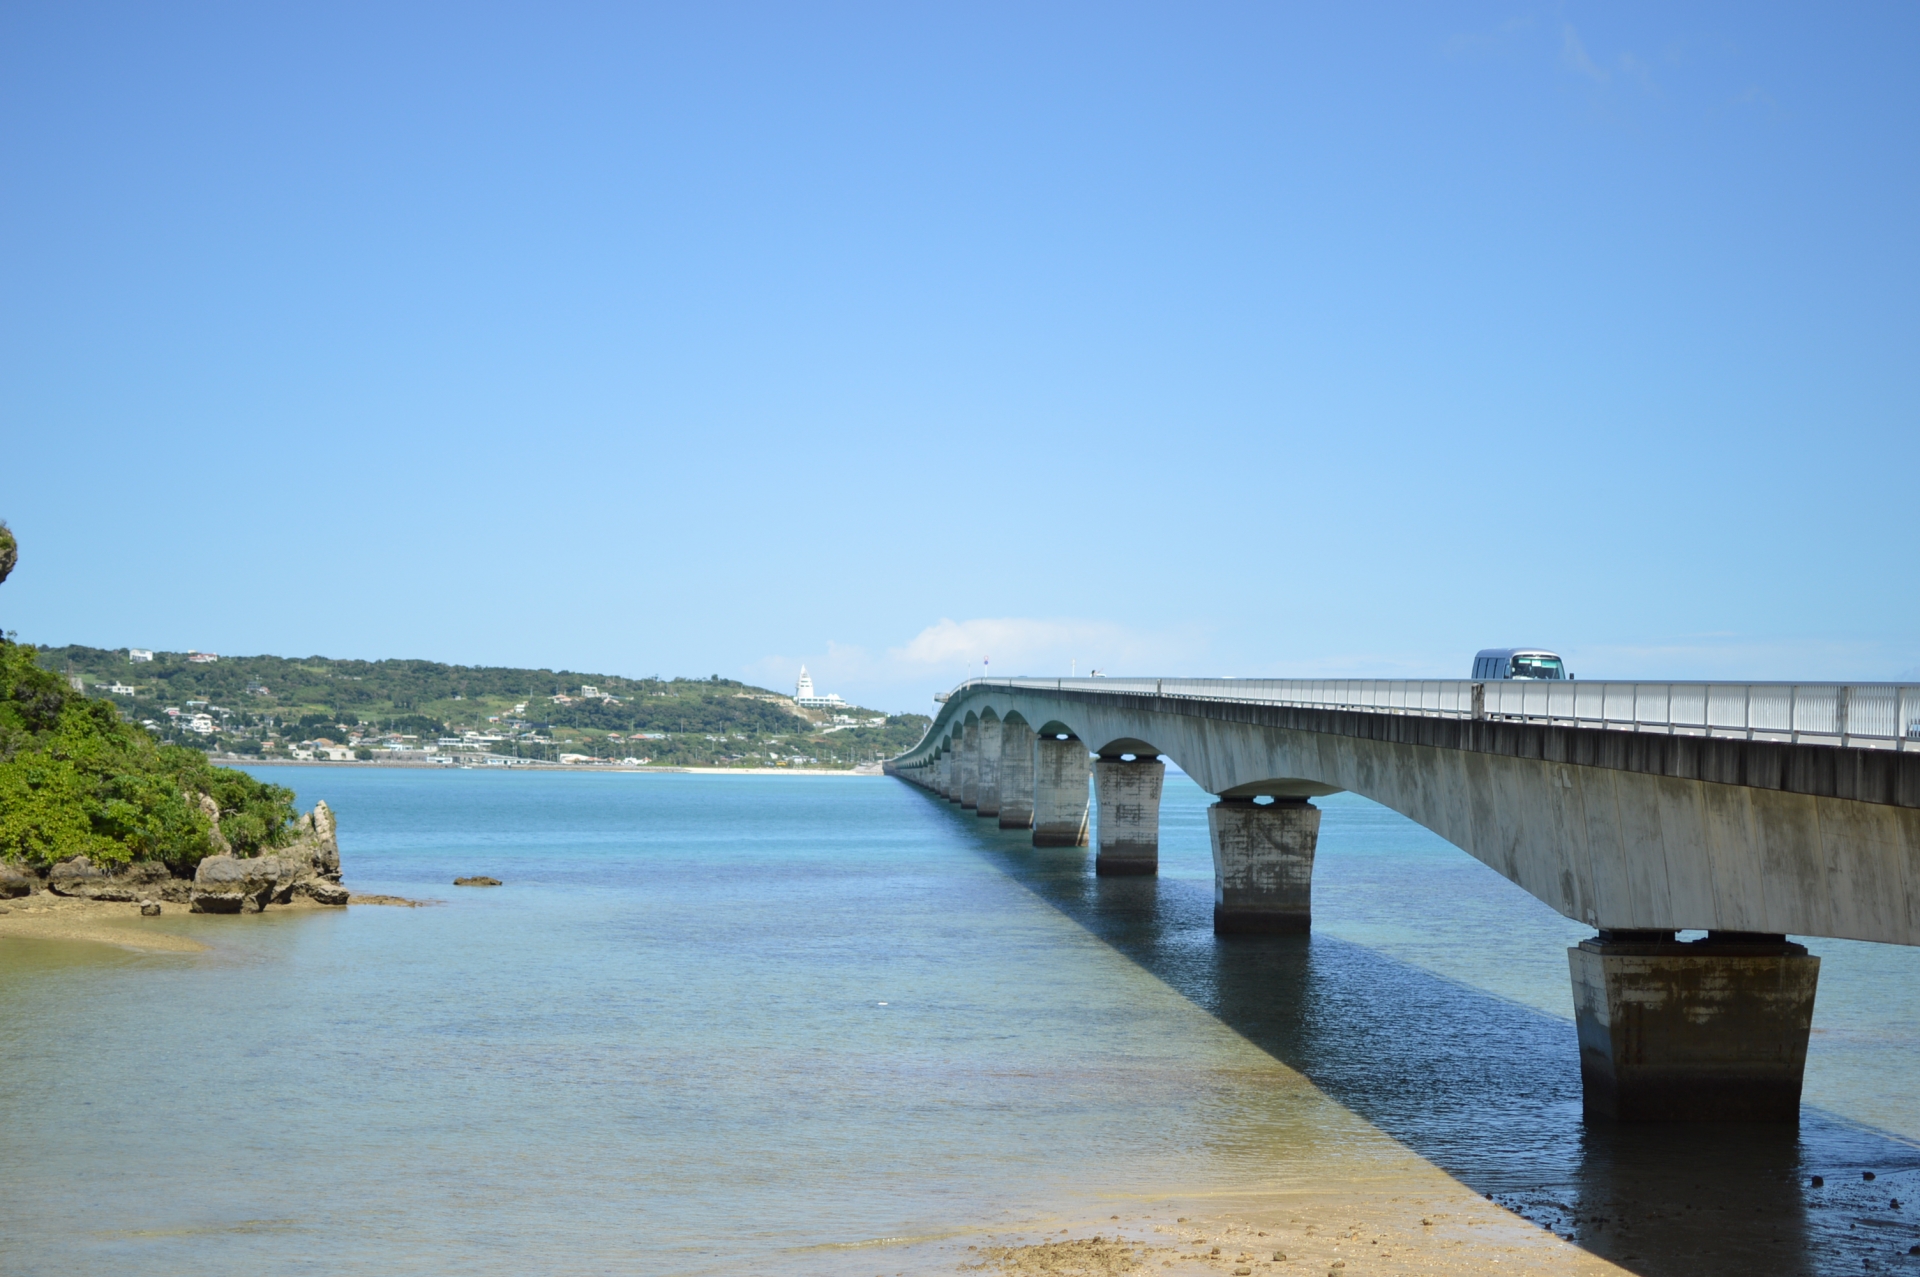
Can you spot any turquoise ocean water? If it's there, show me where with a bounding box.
[1,767,1916,1276]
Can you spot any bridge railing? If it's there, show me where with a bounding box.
[960,677,1920,751]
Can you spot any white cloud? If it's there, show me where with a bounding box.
[1561,22,1609,83]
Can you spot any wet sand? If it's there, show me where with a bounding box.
[0,890,426,953]
[915,1188,1633,1276]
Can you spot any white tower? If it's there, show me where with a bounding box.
[796,666,816,701]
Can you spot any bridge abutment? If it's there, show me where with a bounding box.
[975,717,1003,819]
[1569,932,1820,1122]
[997,723,1035,830]
[1208,798,1319,934]
[1032,736,1091,847]
[1094,755,1163,876]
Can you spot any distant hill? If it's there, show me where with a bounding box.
[36,646,929,769]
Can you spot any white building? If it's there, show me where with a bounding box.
[794,666,845,710]
[127,649,153,663]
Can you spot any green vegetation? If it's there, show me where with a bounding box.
[0,640,296,870]
[36,647,932,769]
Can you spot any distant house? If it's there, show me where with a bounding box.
[317,745,354,761]
[187,651,218,664]
[101,681,137,695]
[127,649,153,663]
[246,682,269,695]
[187,714,216,734]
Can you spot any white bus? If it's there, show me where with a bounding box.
[1473,648,1571,680]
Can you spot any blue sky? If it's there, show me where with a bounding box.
[2,2,1914,712]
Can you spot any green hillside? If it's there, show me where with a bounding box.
[36,646,930,769]
[0,640,296,869]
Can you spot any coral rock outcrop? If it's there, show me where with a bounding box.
[190,800,345,914]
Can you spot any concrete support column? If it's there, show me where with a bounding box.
[940,751,957,801]
[997,722,1036,830]
[1569,932,1820,1122]
[1094,755,1163,876]
[959,723,981,809]
[974,717,1003,819]
[1208,799,1320,934]
[1032,736,1091,847]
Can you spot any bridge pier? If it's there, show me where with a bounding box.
[997,722,1035,830]
[975,716,1002,819]
[1032,735,1091,847]
[1570,932,1820,1122]
[941,749,959,802]
[959,723,980,809]
[1094,754,1163,876]
[1208,798,1319,934]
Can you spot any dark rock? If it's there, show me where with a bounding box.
[302,881,350,907]
[139,901,161,917]
[454,876,502,887]
[47,856,106,897]
[1811,1176,1825,1188]
[191,855,286,912]
[48,857,175,901]
[1865,1171,1877,1181]
[0,863,35,898]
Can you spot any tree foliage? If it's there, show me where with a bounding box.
[0,640,295,870]
[0,519,15,587]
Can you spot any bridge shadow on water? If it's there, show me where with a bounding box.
[924,796,1920,1277]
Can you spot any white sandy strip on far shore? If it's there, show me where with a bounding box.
[227,759,884,775]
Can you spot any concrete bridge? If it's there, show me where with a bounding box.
[885,676,1920,1123]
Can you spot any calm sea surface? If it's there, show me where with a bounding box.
[1,768,1917,1276]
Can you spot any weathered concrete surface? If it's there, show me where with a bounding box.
[975,714,1003,819]
[893,685,1920,946]
[1569,934,1820,1121]
[1033,736,1091,847]
[1095,756,1164,876]
[959,721,980,810]
[1209,800,1320,934]
[998,720,1036,830]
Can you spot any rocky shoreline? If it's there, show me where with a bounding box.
[0,801,351,915]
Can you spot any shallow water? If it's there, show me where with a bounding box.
[0,768,1916,1276]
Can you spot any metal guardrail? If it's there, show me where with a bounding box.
[935,677,1920,752]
